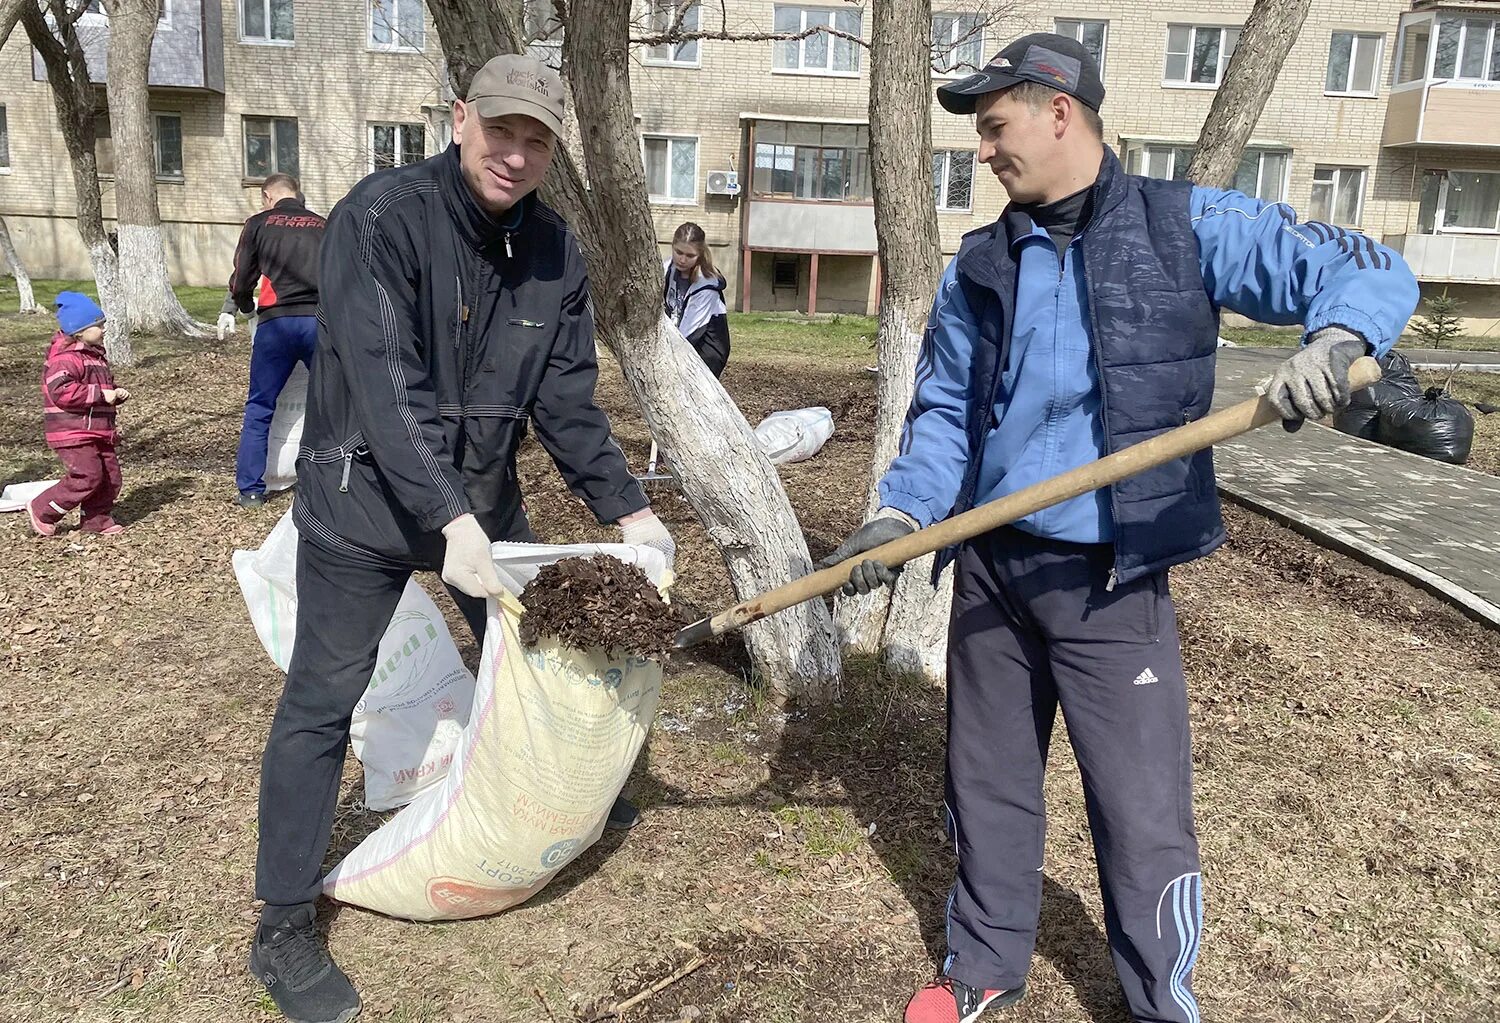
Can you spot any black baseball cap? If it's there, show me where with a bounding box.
[937,32,1106,114]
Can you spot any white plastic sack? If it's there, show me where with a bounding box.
[322,541,668,921]
[0,480,60,512]
[265,362,308,492]
[753,406,835,465]
[232,512,475,810]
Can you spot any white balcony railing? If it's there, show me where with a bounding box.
[1383,233,1500,283]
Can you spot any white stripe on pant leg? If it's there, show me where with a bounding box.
[1168,874,1202,1023]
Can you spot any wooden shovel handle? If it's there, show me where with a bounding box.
[674,355,1382,648]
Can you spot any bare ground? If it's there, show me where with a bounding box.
[1,315,1497,1023]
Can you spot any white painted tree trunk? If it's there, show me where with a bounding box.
[88,241,131,366]
[613,315,843,698]
[0,217,39,313]
[103,0,208,338]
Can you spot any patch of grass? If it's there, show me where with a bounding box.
[727,311,876,364]
[1470,707,1497,730]
[773,804,866,858]
[1220,324,1500,352]
[0,277,228,324]
[752,848,797,879]
[709,740,750,765]
[880,836,932,886]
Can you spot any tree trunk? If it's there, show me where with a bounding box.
[833,0,953,678]
[1184,0,1312,187]
[0,0,26,52]
[428,0,842,699]
[101,0,207,338]
[23,0,131,364]
[0,217,40,313]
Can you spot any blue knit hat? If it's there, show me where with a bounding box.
[54,291,106,336]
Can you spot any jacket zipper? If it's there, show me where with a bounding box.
[339,452,353,493]
[1075,230,1122,591]
[504,231,513,260]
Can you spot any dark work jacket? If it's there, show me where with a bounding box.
[226,197,326,320]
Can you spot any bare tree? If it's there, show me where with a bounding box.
[1185,0,1312,187]
[834,0,953,679]
[0,217,41,313]
[425,0,843,699]
[23,0,131,363]
[99,0,208,337]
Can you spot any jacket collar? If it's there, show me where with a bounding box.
[958,145,1128,293]
[440,143,531,249]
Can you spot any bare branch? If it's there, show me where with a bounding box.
[632,23,868,50]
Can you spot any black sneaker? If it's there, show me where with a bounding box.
[249,905,361,1023]
[605,794,640,830]
[237,491,267,509]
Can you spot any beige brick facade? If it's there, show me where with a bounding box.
[2,0,1498,320]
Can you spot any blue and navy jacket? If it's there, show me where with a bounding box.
[878,147,1419,586]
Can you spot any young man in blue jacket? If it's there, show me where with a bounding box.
[824,33,1419,1023]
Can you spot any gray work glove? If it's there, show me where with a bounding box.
[818,509,918,595]
[621,510,676,571]
[1264,327,1368,433]
[441,513,505,599]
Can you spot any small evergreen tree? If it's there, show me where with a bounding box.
[1410,288,1464,348]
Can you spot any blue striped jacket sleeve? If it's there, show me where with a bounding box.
[877,256,978,528]
[1191,186,1419,357]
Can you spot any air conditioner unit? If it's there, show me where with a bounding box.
[706,170,741,196]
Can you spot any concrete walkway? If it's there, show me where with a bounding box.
[1236,345,1500,372]
[1211,349,1500,627]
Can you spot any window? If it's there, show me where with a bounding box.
[933,150,975,210]
[371,122,426,171]
[1309,166,1366,226]
[642,134,697,202]
[153,113,183,179]
[1433,16,1500,81]
[1397,18,1433,83]
[772,6,862,74]
[1056,18,1108,75]
[1164,25,1240,86]
[1442,171,1500,231]
[524,0,563,68]
[931,12,983,75]
[644,0,700,65]
[242,0,294,42]
[0,106,9,172]
[243,116,299,180]
[93,113,115,178]
[1123,142,1194,181]
[369,0,424,51]
[1231,149,1289,203]
[1326,31,1382,94]
[772,256,799,290]
[752,122,871,201]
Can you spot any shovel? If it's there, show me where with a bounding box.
[674,356,1383,649]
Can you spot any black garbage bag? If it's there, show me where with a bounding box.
[1334,350,1422,440]
[1377,386,1475,464]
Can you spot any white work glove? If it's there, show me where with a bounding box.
[1264,327,1368,433]
[440,513,505,599]
[216,312,236,340]
[621,511,676,571]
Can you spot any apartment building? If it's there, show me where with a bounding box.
[1,0,1498,325]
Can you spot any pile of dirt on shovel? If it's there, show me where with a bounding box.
[518,556,682,660]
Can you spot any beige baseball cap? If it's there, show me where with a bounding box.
[465,54,564,138]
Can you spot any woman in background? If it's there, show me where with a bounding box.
[663,222,730,377]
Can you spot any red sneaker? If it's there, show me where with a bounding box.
[904,975,1025,1023]
[27,498,58,537]
[82,519,125,536]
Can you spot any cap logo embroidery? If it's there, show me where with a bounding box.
[506,68,551,97]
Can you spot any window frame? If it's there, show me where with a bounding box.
[642,0,702,67]
[1325,30,1384,96]
[1309,165,1367,227]
[1232,148,1291,204]
[241,114,300,183]
[368,121,428,173]
[1431,14,1500,81]
[1055,17,1108,77]
[240,0,295,45]
[933,149,976,212]
[1431,168,1500,234]
[930,10,984,78]
[152,111,184,181]
[367,0,425,53]
[771,5,864,78]
[640,132,700,204]
[0,105,10,174]
[1162,24,1241,88]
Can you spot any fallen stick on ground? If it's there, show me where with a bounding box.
[614,954,708,1015]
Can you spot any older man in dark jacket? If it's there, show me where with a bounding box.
[248,54,673,1023]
